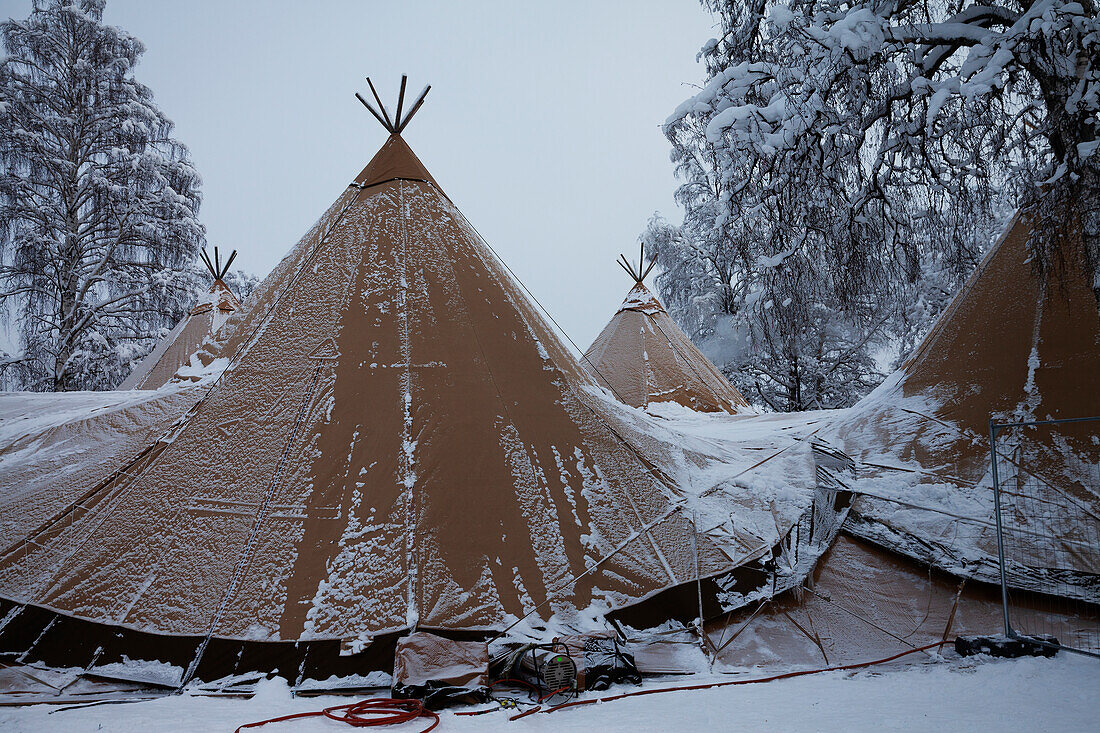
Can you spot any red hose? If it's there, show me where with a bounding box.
[537,686,571,703]
[508,705,542,721]
[233,641,948,729]
[234,697,439,732]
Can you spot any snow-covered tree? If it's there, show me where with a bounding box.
[670,0,1098,297]
[222,268,261,303]
[643,211,890,411]
[650,0,1095,410]
[0,0,204,391]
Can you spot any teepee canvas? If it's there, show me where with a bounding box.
[584,250,751,414]
[827,210,1100,601]
[118,248,242,391]
[704,533,1098,669]
[0,386,207,561]
[0,80,819,685]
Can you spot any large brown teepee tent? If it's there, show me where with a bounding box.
[118,249,242,391]
[0,81,825,685]
[584,252,751,414]
[826,210,1100,601]
[665,210,1100,673]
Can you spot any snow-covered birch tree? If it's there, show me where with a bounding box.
[0,0,204,391]
[651,0,1097,410]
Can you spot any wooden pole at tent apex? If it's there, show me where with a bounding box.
[356,75,431,135]
[617,244,656,285]
[199,248,217,279]
[198,247,238,282]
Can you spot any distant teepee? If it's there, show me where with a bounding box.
[584,246,751,414]
[118,247,242,390]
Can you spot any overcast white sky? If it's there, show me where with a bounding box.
[5,0,717,348]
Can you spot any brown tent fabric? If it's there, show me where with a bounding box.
[0,387,205,552]
[707,534,1099,669]
[118,279,241,391]
[584,282,751,414]
[0,662,153,702]
[825,212,1100,598]
[0,133,794,650]
[624,627,707,675]
[392,632,487,689]
[899,210,1099,431]
[352,133,439,190]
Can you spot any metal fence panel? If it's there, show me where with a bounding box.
[990,416,1100,658]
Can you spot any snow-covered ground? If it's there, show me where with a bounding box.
[1,654,1096,732]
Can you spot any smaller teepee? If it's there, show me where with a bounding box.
[118,248,242,390]
[584,247,751,414]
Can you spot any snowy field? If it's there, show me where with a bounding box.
[1,654,1096,732]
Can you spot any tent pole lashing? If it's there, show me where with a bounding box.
[198,247,238,282]
[616,248,657,285]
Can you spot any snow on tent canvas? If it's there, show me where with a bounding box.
[0,126,847,684]
[583,253,751,415]
[0,95,1096,690]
